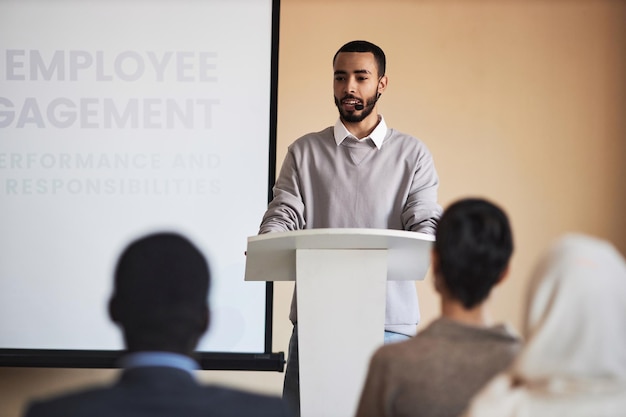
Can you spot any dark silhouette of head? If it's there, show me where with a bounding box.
[333,40,386,77]
[433,198,514,309]
[109,232,210,356]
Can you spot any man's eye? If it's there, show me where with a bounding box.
[335,76,345,81]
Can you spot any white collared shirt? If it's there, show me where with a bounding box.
[333,115,388,150]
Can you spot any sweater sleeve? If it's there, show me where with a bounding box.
[401,142,442,235]
[259,148,306,234]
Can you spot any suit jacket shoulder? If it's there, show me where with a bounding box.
[23,367,291,417]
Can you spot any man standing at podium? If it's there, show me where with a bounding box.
[259,40,442,415]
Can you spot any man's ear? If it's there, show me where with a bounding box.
[378,75,388,96]
[495,263,510,286]
[431,249,444,293]
[108,296,121,324]
[431,249,440,276]
[202,307,210,333]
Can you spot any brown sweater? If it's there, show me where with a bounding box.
[355,317,521,417]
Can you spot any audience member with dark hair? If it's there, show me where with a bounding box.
[355,198,522,417]
[463,233,626,417]
[23,232,291,417]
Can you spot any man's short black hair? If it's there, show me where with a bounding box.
[434,198,514,309]
[333,40,386,77]
[109,232,210,354]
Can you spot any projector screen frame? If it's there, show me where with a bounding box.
[0,0,284,372]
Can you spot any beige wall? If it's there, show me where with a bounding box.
[2,1,625,416]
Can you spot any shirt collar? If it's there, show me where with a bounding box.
[333,115,388,150]
[120,351,200,374]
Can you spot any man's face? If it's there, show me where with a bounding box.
[333,51,384,123]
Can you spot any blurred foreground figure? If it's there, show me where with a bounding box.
[463,233,626,417]
[23,232,291,417]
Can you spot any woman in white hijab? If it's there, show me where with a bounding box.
[463,233,626,417]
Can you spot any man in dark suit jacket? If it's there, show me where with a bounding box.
[23,232,291,417]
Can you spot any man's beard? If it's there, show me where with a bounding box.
[334,93,378,123]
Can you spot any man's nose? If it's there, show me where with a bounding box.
[345,77,357,94]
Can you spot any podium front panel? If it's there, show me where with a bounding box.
[296,249,387,417]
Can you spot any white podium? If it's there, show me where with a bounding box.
[245,228,434,417]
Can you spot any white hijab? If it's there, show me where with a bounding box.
[514,233,626,385]
[464,233,626,417]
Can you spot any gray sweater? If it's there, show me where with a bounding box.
[259,123,442,335]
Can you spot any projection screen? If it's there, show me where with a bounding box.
[0,0,282,370]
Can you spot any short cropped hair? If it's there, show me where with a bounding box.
[434,198,514,309]
[333,40,386,77]
[110,232,210,353]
